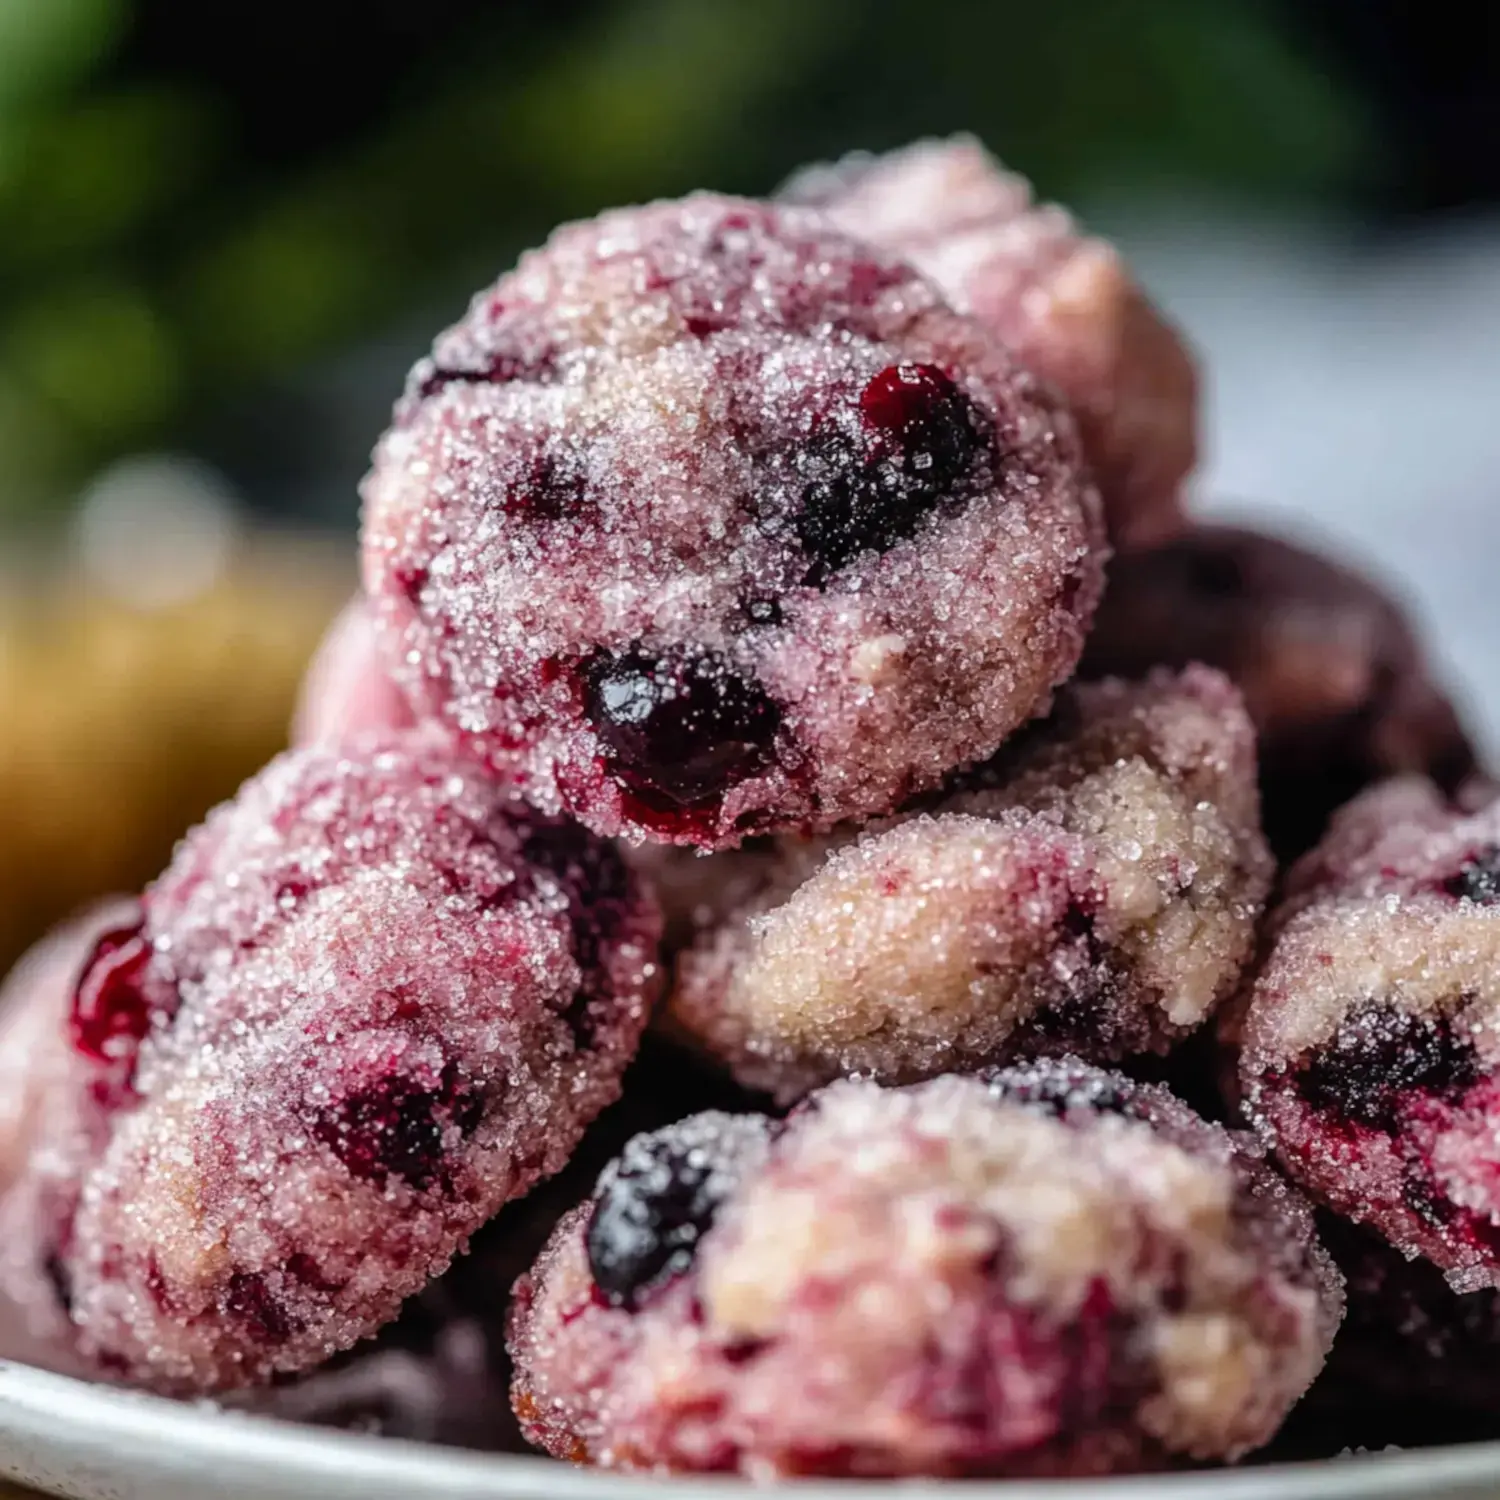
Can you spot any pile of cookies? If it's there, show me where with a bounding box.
[0,137,1493,1480]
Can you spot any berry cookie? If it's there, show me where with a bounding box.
[362,194,1104,849]
[508,1062,1340,1477]
[1235,777,1500,1291]
[1082,523,1477,860]
[667,667,1271,1103]
[782,135,1197,548]
[0,732,659,1391]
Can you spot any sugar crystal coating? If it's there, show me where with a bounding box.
[1,731,660,1391]
[292,596,416,747]
[508,1063,1340,1476]
[667,666,1271,1103]
[1236,777,1500,1290]
[240,1039,747,1449]
[362,193,1104,849]
[782,136,1196,549]
[1083,523,1478,861]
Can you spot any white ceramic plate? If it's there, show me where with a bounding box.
[3,1361,1500,1500]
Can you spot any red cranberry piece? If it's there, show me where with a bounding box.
[585,1134,733,1310]
[1445,846,1500,904]
[796,363,988,583]
[69,916,158,1064]
[393,564,428,609]
[1293,1005,1479,1131]
[583,648,781,808]
[858,361,961,437]
[313,1064,483,1192]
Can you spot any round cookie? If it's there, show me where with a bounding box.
[667,666,1271,1103]
[0,731,660,1391]
[1236,777,1500,1291]
[362,193,1104,849]
[508,1061,1340,1477]
[782,135,1197,549]
[1081,523,1478,861]
[292,596,415,747]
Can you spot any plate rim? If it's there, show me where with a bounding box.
[5,1359,1500,1499]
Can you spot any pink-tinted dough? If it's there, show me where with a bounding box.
[667,667,1271,1103]
[362,193,1104,850]
[508,1062,1340,1477]
[0,731,660,1391]
[1235,777,1500,1292]
[0,900,139,1351]
[245,1039,745,1450]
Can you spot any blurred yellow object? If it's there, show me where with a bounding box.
[0,533,349,972]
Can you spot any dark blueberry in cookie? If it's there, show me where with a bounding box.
[586,1132,736,1309]
[584,648,782,808]
[1294,1005,1479,1132]
[796,364,989,583]
[985,1058,1140,1121]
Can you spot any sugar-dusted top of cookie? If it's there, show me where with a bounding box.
[1237,778,1500,1061]
[667,665,1271,1101]
[5,730,659,1391]
[509,1064,1340,1476]
[1283,777,1500,911]
[363,192,1103,849]
[783,136,1197,548]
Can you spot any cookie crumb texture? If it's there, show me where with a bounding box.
[783,135,1196,549]
[508,1064,1340,1477]
[0,732,659,1391]
[362,193,1103,849]
[669,666,1271,1103]
[1237,777,1500,1290]
[1083,524,1477,861]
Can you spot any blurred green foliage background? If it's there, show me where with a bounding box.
[0,0,1386,525]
